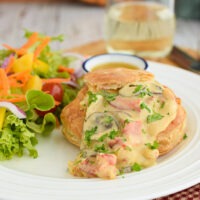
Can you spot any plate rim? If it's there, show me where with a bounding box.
[0,60,200,200]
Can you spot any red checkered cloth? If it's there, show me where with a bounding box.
[155,183,200,200]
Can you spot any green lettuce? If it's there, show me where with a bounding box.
[26,113,56,136]
[24,29,64,42]
[0,114,38,160]
[24,29,75,79]
[26,90,55,111]
[25,90,57,136]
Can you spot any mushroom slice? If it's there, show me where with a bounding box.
[83,112,119,140]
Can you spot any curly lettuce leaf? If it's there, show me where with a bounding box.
[25,90,56,136]
[26,90,55,111]
[24,29,64,42]
[26,113,56,136]
[0,114,38,160]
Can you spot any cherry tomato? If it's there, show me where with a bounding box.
[42,83,64,102]
[36,83,64,116]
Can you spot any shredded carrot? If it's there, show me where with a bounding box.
[8,70,30,79]
[0,94,26,103]
[20,32,38,50]
[9,79,28,88]
[5,56,15,74]
[17,32,39,55]
[8,80,23,88]
[34,37,51,60]
[3,32,39,56]
[9,97,26,102]
[8,70,31,87]
[0,68,10,95]
[17,49,27,56]
[2,44,15,51]
[55,100,61,106]
[2,44,26,55]
[58,66,75,74]
[3,44,26,55]
[0,68,27,103]
[0,96,26,103]
[42,78,70,84]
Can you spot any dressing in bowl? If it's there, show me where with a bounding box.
[82,53,148,72]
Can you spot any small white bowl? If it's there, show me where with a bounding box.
[82,53,148,72]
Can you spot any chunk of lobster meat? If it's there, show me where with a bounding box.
[78,158,97,178]
[75,153,118,179]
[96,153,118,179]
[110,96,141,111]
[123,121,143,146]
[108,137,125,148]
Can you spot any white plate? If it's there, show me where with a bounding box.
[1,61,200,200]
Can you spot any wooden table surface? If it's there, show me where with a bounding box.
[0,1,199,52]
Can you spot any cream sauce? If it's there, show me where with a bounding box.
[71,80,178,179]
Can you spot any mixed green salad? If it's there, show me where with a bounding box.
[0,30,84,160]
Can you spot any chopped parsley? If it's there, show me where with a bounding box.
[145,141,159,150]
[98,133,108,142]
[124,146,132,151]
[183,133,188,140]
[99,90,117,102]
[123,119,131,127]
[133,85,152,98]
[131,163,142,171]
[124,119,130,125]
[160,101,165,109]
[138,90,147,98]
[74,159,82,165]
[80,151,87,158]
[98,130,119,142]
[118,169,124,176]
[133,85,143,93]
[140,102,151,113]
[94,144,108,153]
[142,129,146,134]
[103,115,113,125]
[84,126,97,145]
[147,113,163,123]
[145,88,153,97]
[87,91,98,106]
[109,130,119,139]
